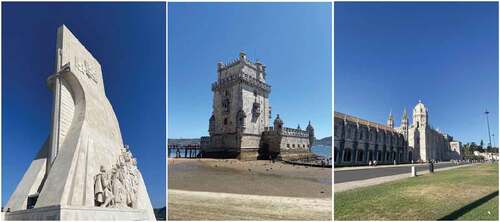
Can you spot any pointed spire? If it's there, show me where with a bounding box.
[387,110,394,128]
[402,108,408,119]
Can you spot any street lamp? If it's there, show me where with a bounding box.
[492,134,496,148]
[484,109,492,148]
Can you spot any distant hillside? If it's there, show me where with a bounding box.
[168,138,200,146]
[314,136,332,146]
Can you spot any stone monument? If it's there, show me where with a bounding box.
[4,25,155,220]
[200,52,315,160]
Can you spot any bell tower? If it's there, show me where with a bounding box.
[400,108,409,139]
[387,111,394,128]
[413,100,428,128]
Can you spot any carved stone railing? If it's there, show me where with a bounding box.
[263,126,309,138]
[212,72,271,92]
[218,57,259,72]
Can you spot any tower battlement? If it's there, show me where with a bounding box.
[212,72,271,92]
[217,51,265,73]
[263,126,310,138]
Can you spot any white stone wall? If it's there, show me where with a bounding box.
[6,25,155,220]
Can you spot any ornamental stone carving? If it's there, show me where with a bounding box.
[76,58,98,83]
[237,109,246,129]
[252,102,261,118]
[222,91,231,113]
[94,146,139,208]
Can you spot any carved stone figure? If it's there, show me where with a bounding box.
[94,145,140,209]
[94,165,113,207]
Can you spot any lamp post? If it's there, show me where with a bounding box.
[485,109,492,148]
[492,134,496,148]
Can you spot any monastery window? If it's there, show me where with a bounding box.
[287,144,290,148]
[292,144,295,148]
[224,118,228,125]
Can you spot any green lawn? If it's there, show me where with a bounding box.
[335,163,499,220]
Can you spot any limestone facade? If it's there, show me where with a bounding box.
[201,52,315,160]
[4,25,155,220]
[334,101,461,166]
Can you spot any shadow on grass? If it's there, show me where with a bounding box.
[438,191,498,220]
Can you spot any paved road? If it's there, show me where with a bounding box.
[334,162,462,183]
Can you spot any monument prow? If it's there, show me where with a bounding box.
[5,25,155,220]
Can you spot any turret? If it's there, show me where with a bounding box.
[387,111,394,128]
[255,60,266,81]
[413,100,428,128]
[306,121,315,146]
[239,51,247,61]
[274,114,283,130]
[400,108,409,139]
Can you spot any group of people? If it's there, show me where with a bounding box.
[94,146,140,208]
[368,160,378,166]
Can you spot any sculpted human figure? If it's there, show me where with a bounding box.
[111,166,126,208]
[94,165,113,207]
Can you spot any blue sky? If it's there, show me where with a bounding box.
[335,2,499,146]
[2,2,166,207]
[168,2,332,139]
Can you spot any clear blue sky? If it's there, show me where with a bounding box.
[2,2,166,207]
[335,2,499,146]
[168,2,332,139]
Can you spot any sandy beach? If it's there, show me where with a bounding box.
[168,159,332,220]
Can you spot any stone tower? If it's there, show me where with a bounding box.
[206,52,271,159]
[410,100,429,162]
[413,100,428,128]
[400,108,409,139]
[306,121,315,147]
[387,111,394,128]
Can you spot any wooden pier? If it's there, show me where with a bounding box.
[168,144,201,158]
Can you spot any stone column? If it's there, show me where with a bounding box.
[364,143,369,163]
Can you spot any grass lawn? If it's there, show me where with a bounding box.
[335,163,499,220]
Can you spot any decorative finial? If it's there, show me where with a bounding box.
[239,51,247,61]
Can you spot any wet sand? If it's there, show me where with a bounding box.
[168,159,332,220]
[169,189,332,220]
